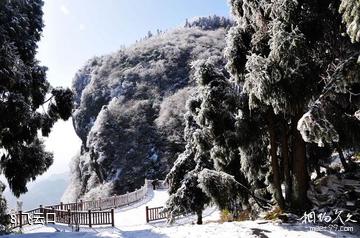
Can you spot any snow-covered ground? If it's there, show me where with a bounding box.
[4,189,359,238]
[4,221,359,238]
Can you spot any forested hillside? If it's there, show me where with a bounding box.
[64,16,232,201]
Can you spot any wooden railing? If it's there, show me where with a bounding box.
[9,179,155,228]
[10,179,169,228]
[145,206,168,223]
[43,207,114,227]
[44,179,151,212]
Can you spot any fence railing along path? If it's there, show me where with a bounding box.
[10,179,168,229]
[145,206,168,223]
[46,179,151,212]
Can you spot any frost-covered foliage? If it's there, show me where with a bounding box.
[86,97,163,193]
[297,104,339,147]
[155,87,195,165]
[0,0,73,201]
[166,169,210,224]
[185,15,233,30]
[73,27,228,143]
[198,169,247,216]
[340,0,360,43]
[0,182,8,232]
[355,110,360,120]
[165,58,270,222]
[68,17,230,198]
[164,102,213,224]
[224,0,360,212]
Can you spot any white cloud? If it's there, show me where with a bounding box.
[60,5,70,15]
[79,23,86,31]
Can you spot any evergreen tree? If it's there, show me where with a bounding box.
[165,103,212,224]
[184,15,233,30]
[0,0,73,201]
[226,0,360,212]
[165,57,271,220]
[165,0,360,221]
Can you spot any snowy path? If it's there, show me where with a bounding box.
[113,189,219,230]
[114,189,169,228]
[5,189,359,238]
[5,220,359,238]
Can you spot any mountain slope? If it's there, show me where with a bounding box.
[65,16,232,201]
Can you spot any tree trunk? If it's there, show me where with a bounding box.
[282,123,291,203]
[336,146,348,171]
[268,112,285,209]
[196,210,203,225]
[291,127,310,212]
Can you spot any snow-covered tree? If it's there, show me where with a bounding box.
[164,111,212,224]
[184,15,233,30]
[0,0,73,227]
[0,0,73,198]
[155,87,195,165]
[226,0,360,212]
[165,57,271,221]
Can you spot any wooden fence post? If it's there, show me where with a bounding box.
[145,206,149,223]
[80,200,83,211]
[19,210,22,228]
[88,210,92,228]
[68,209,71,225]
[50,207,55,224]
[111,209,115,227]
[43,207,47,224]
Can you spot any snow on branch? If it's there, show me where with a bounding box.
[297,103,339,147]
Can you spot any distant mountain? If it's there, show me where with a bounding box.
[4,172,69,211]
[65,16,232,201]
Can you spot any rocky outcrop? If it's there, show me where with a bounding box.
[308,167,360,223]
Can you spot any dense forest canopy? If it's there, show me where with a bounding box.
[165,0,360,224]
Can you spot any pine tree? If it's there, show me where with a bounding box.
[226,0,360,212]
[0,0,73,201]
[166,57,271,220]
[164,111,211,224]
[165,58,230,224]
